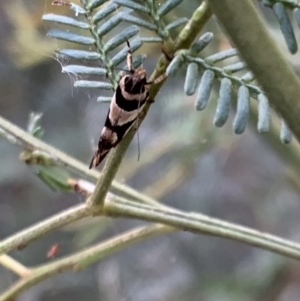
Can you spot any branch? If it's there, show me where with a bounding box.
[0,224,174,301]
[0,204,88,255]
[3,191,300,300]
[87,1,212,208]
[207,0,300,143]
[0,255,31,277]
[104,196,300,260]
[174,0,212,50]
[0,115,160,207]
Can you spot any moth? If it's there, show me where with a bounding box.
[89,41,165,169]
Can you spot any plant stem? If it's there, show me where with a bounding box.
[3,190,300,300]
[87,1,212,209]
[105,196,300,260]
[0,224,174,301]
[174,1,212,50]
[0,115,159,206]
[0,255,31,277]
[0,204,88,255]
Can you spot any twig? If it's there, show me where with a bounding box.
[104,196,300,259]
[0,224,174,301]
[4,191,300,300]
[0,204,89,255]
[0,115,160,207]
[87,1,212,209]
[174,0,212,50]
[0,255,32,277]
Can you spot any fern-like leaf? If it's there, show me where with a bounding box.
[170,32,294,143]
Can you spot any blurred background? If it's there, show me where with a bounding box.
[1,0,300,300]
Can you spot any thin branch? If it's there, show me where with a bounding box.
[208,0,300,143]
[0,255,32,277]
[87,1,212,209]
[3,190,300,299]
[104,196,300,260]
[5,1,299,298]
[0,224,174,301]
[0,204,89,255]
[174,0,212,50]
[4,191,300,300]
[0,115,160,207]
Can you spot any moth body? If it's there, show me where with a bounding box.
[89,63,148,169]
[89,42,166,169]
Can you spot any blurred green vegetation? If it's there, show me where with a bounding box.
[1,0,300,300]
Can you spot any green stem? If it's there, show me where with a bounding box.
[174,1,212,50]
[0,204,88,255]
[3,191,300,300]
[105,196,300,260]
[208,0,300,143]
[86,132,133,209]
[0,224,174,301]
[0,255,31,277]
[87,1,212,208]
[0,115,159,206]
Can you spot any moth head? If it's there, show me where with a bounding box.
[132,67,147,82]
[120,67,148,94]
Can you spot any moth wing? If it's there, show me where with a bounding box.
[89,109,118,169]
[89,143,110,169]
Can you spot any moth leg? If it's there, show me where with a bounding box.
[146,73,167,86]
[144,73,167,104]
[147,97,155,104]
[126,40,133,73]
[153,73,167,84]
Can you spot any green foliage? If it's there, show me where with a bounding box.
[43,0,187,95]
[2,1,300,299]
[21,113,76,191]
[166,33,288,140]
[43,1,296,147]
[37,167,73,192]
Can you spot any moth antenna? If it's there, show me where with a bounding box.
[115,67,130,73]
[136,118,141,161]
[126,40,133,73]
[135,86,144,162]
